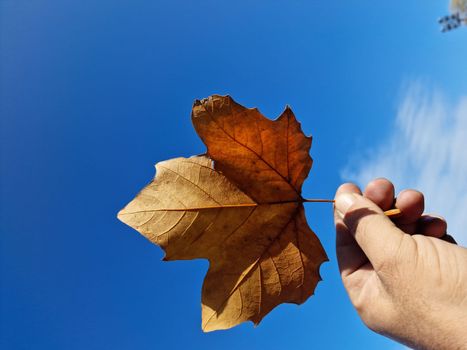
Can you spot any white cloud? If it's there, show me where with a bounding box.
[342,81,467,246]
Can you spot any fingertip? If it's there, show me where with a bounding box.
[417,215,447,238]
[394,190,425,224]
[335,183,362,198]
[335,192,360,217]
[335,184,362,222]
[364,178,395,211]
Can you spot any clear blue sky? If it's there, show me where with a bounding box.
[1,1,466,349]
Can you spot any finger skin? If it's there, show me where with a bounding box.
[417,215,447,238]
[334,183,366,278]
[362,180,425,235]
[394,189,424,225]
[363,178,395,211]
[335,185,404,273]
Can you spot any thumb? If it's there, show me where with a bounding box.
[335,192,405,270]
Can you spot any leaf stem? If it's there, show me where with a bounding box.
[302,198,335,203]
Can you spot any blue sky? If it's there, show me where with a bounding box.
[1,1,466,349]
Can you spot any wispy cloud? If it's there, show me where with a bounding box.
[342,81,467,246]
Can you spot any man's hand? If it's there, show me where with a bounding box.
[334,178,467,350]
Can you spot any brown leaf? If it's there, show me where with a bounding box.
[117,95,327,332]
[192,95,312,203]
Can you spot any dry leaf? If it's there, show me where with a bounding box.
[192,95,312,203]
[117,95,327,332]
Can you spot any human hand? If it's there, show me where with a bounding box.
[334,178,467,350]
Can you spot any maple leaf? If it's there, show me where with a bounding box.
[117,95,328,332]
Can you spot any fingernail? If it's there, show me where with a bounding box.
[335,193,357,219]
